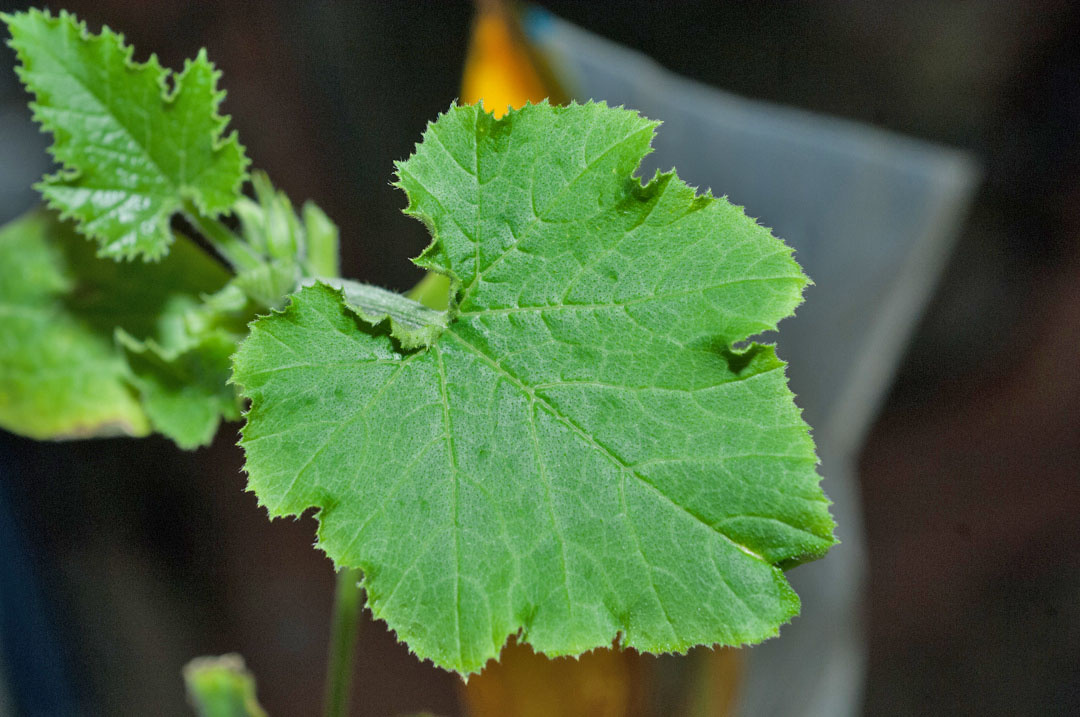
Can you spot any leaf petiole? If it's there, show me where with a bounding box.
[323,568,363,717]
[182,201,264,274]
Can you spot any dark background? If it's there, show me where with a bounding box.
[1,1,1078,715]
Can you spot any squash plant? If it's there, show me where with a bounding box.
[0,9,835,716]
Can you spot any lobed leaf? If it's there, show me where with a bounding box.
[3,9,248,260]
[234,102,835,675]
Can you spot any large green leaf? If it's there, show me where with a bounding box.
[234,102,834,675]
[0,209,228,440]
[3,9,248,260]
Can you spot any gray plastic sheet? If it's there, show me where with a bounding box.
[525,8,979,716]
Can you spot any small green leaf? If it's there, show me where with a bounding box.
[3,9,248,260]
[235,102,834,675]
[183,654,267,717]
[0,209,229,440]
[232,261,300,311]
[118,329,241,449]
[302,200,340,278]
[112,262,261,449]
[238,172,302,265]
[113,267,278,448]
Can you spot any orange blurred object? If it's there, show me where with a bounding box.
[464,639,649,717]
[460,0,561,117]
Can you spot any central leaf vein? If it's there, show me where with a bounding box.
[442,327,768,565]
[433,344,465,666]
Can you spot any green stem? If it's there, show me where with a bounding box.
[181,201,262,273]
[323,568,363,717]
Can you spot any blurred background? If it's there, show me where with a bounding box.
[0,1,1078,715]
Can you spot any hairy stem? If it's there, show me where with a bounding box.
[323,568,363,717]
[315,277,450,330]
[181,201,263,273]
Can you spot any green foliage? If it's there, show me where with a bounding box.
[3,8,248,260]
[184,654,267,717]
[236,171,340,279]
[233,102,834,675]
[233,171,339,308]
[0,209,229,439]
[0,9,342,448]
[118,329,242,450]
[3,7,834,687]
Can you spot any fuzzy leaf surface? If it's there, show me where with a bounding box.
[3,9,248,260]
[235,103,835,675]
[0,209,228,440]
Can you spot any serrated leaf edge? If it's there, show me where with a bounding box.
[2,8,250,262]
[234,103,835,675]
[231,285,831,676]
